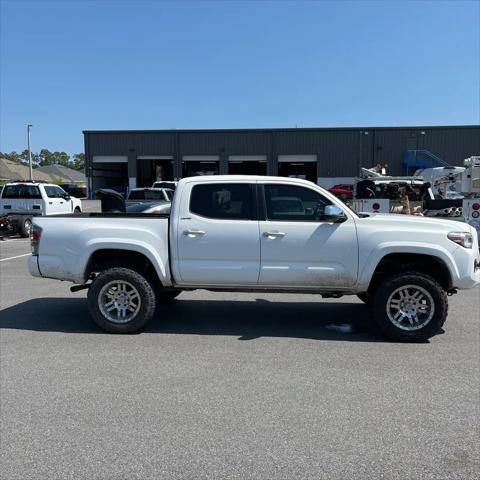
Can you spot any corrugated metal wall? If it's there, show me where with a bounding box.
[85,126,480,179]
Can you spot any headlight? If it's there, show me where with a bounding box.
[448,231,473,249]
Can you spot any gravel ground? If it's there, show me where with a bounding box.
[0,238,479,480]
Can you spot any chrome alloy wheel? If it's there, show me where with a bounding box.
[24,219,32,236]
[98,280,141,323]
[386,285,435,331]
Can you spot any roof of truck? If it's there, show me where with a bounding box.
[179,175,318,186]
[3,180,54,186]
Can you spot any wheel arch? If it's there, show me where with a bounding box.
[84,247,167,287]
[367,252,453,292]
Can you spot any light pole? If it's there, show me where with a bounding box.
[27,124,33,180]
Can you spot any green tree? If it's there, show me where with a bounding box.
[52,151,70,166]
[2,149,83,168]
[18,149,40,166]
[0,151,22,163]
[39,149,55,166]
[72,153,85,170]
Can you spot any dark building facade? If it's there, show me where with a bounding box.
[83,125,480,195]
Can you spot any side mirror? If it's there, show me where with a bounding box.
[63,193,71,200]
[324,205,347,223]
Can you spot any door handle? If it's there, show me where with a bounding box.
[184,229,206,236]
[263,231,286,238]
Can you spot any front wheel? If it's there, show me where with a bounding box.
[372,272,448,342]
[87,267,156,333]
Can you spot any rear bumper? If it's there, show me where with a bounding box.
[27,255,41,278]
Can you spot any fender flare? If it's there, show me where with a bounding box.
[81,239,171,286]
[358,242,459,290]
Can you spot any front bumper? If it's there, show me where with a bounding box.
[27,255,41,278]
[451,245,480,289]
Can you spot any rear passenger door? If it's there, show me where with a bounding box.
[176,182,260,285]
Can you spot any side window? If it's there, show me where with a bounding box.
[54,186,66,197]
[190,183,253,220]
[264,184,332,221]
[45,186,57,198]
[44,186,65,198]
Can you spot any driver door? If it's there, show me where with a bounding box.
[258,183,358,288]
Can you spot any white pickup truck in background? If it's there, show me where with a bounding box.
[0,181,83,237]
[28,176,480,341]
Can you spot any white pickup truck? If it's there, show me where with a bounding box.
[28,176,480,341]
[0,181,82,237]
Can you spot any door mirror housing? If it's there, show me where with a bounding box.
[324,205,347,223]
[63,193,71,200]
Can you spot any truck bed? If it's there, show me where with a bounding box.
[31,213,171,285]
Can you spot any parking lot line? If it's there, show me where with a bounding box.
[0,238,30,243]
[0,253,31,262]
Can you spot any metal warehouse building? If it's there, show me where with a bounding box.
[83,125,480,195]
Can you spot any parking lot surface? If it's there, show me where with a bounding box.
[0,238,479,480]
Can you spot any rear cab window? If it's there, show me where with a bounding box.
[189,183,253,220]
[1,184,42,199]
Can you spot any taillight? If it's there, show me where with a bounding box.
[30,224,42,255]
[472,203,480,211]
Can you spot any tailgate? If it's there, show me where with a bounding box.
[0,198,46,214]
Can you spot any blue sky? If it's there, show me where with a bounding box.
[1,0,479,155]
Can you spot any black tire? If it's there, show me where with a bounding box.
[19,217,32,238]
[357,292,371,304]
[157,291,181,302]
[74,207,81,214]
[87,267,156,333]
[372,271,448,342]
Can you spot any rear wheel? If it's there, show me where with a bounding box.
[87,267,156,333]
[74,207,81,214]
[372,272,447,342]
[19,217,32,238]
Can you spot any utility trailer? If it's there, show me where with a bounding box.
[461,156,480,234]
[349,159,480,236]
[351,168,432,215]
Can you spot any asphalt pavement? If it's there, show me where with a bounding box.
[0,238,479,480]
